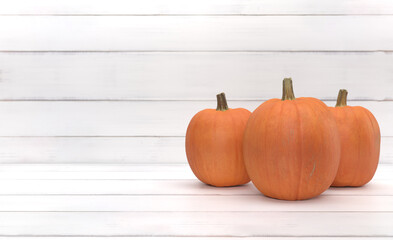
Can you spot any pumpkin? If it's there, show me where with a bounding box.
[243,78,340,200]
[185,93,251,187]
[330,89,380,187]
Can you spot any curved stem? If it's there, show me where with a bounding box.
[335,89,348,107]
[282,78,296,100]
[216,92,229,111]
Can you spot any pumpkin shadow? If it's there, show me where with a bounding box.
[178,180,258,195]
[327,183,373,195]
[257,192,326,202]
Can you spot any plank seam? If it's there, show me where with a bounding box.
[1,50,393,53]
[0,136,392,138]
[2,14,393,16]
[0,211,393,213]
[0,99,391,102]
[0,135,185,138]
[0,194,391,196]
[0,235,390,238]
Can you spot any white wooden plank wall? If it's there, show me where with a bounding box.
[2,16,393,51]
[2,0,393,15]
[0,0,392,165]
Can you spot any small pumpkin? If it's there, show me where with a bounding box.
[330,89,381,187]
[185,93,251,187]
[243,78,340,200]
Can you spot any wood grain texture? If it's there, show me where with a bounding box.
[0,1,391,237]
[1,16,393,51]
[0,195,392,212]
[0,238,390,240]
[0,136,391,164]
[0,164,391,237]
[0,52,391,100]
[0,212,392,236]
[0,164,391,180]
[1,239,392,240]
[2,0,393,15]
[0,164,195,180]
[0,238,389,240]
[0,163,193,172]
[0,179,391,196]
[0,137,185,164]
[0,101,390,136]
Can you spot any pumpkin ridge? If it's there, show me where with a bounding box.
[229,110,250,183]
[364,109,381,179]
[361,107,380,137]
[239,109,253,182]
[227,111,238,182]
[272,101,285,199]
[293,100,304,200]
[351,107,363,186]
[357,107,380,185]
[198,111,213,184]
[186,111,204,183]
[243,99,278,195]
[191,110,211,185]
[356,106,379,185]
[295,98,338,197]
[308,99,337,192]
[208,110,219,185]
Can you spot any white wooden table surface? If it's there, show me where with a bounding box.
[0,163,392,239]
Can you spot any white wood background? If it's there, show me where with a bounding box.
[0,0,392,164]
[0,1,393,238]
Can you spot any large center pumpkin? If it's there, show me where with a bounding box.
[243,78,340,200]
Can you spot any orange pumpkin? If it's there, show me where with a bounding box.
[186,93,251,187]
[330,89,380,187]
[243,78,340,200]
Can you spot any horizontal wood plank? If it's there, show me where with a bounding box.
[0,52,391,100]
[0,238,389,240]
[0,164,391,180]
[0,136,391,164]
[0,163,192,172]
[0,164,391,236]
[0,179,391,196]
[0,163,196,180]
[0,178,258,195]
[0,212,391,236]
[0,101,390,137]
[1,16,393,51]
[0,137,185,164]
[2,0,393,15]
[0,195,392,212]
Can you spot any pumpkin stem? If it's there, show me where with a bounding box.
[282,78,296,100]
[335,89,348,107]
[216,92,229,111]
